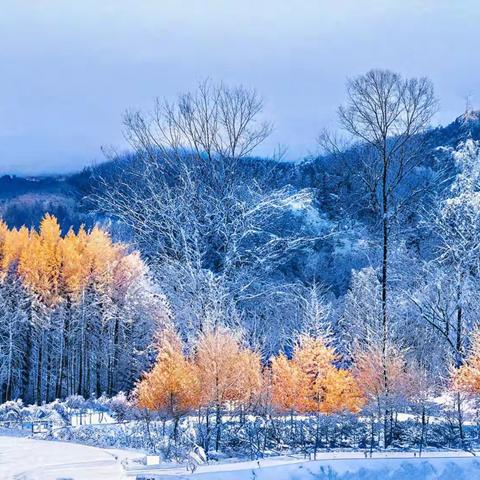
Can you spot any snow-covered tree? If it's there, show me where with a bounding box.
[95,80,318,350]
[0,215,169,403]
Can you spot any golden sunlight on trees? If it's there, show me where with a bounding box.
[137,329,363,441]
[136,326,263,452]
[195,327,262,451]
[353,343,409,405]
[270,334,363,459]
[135,327,366,459]
[0,214,167,403]
[195,327,262,410]
[271,335,363,416]
[353,343,411,448]
[270,352,307,414]
[136,328,199,433]
[0,215,129,305]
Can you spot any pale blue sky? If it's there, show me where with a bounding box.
[0,0,479,174]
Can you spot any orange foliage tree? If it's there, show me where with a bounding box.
[271,335,363,416]
[135,326,262,453]
[353,342,410,448]
[270,334,363,458]
[353,343,410,405]
[136,328,199,438]
[194,327,262,452]
[2,215,128,305]
[270,353,307,414]
[452,329,480,395]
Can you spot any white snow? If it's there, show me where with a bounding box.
[126,453,480,479]
[1,435,480,480]
[0,435,141,479]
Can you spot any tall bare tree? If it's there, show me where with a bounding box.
[327,69,437,446]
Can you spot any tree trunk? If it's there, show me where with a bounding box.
[457,391,465,445]
[205,407,210,457]
[36,333,43,404]
[381,144,390,449]
[290,411,295,449]
[370,414,375,457]
[5,321,14,401]
[215,403,222,451]
[314,413,320,460]
[173,417,179,446]
[419,405,426,457]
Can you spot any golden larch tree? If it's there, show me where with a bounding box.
[59,227,89,300]
[194,327,262,451]
[271,335,363,416]
[270,353,308,413]
[136,327,200,421]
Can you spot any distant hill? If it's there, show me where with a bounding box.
[1,111,479,290]
[0,174,86,231]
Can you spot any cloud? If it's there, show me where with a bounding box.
[0,0,479,174]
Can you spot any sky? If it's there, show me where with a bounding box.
[0,0,479,175]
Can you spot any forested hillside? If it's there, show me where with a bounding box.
[2,73,480,455]
[3,110,479,292]
[2,109,479,300]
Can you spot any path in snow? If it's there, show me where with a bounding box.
[0,436,141,480]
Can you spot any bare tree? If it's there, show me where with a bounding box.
[95,80,315,342]
[325,69,437,446]
[411,141,480,366]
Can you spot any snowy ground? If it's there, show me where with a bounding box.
[1,435,480,480]
[0,435,141,479]
[126,452,480,480]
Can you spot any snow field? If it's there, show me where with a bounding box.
[2,435,480,479]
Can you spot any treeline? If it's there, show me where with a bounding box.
[134,324,480,457]
[0,215,168,404]
[3,70,480,457]
[135,326,363,456]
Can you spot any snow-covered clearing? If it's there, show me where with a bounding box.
[0,435,141,479]
[2,435,480,480]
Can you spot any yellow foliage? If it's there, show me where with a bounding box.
[320,368,364,414]
[452,329,480,395]
[270,353,308,413]
[195,327,262,408]
[59,228,89,299]
[353,343,409,402]
[136,328,200,417]
[271,334,364,415]
[0,214,137,306]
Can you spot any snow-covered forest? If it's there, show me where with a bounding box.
[3,70,480,467]
[0,216,168,403]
